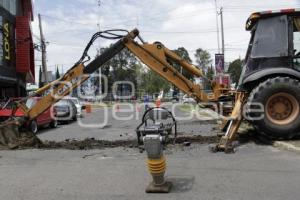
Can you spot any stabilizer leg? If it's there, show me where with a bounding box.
[210,92,247,153]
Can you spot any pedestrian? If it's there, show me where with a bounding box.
[144,95,149,110]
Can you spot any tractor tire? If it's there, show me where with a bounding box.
[246,77,300,139]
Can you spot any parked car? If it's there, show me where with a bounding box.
[181,94,196,104]
[63,97,84,118]
[54,99,77,123]
[0,97,57,134]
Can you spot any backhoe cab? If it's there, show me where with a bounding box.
[240,9,300,139]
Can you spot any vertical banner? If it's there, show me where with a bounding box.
[0,12,15,69]
[0,8,18,81]
[215,53,224,73]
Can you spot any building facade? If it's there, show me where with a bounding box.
[0,0,34,98]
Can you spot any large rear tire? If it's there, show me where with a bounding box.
[246,77,300,139]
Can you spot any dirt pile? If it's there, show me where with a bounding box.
[42,138,138,150]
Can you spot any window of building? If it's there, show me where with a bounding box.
[0,0,16,15]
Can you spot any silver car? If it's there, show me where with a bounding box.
[54,99,77,122]
[181,94,196,104]
[63,97,84,118]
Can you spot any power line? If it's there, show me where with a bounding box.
[40,7,216,30]
[141,8,216,24]
[88,1,216,27]
[141,27,239,34]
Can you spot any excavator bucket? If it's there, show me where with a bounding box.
[0,119,42,149]
[210,92,247,153]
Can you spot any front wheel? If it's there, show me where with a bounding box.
[29,120,38,134]
[246,77,300,139]
[50,120,58,128]
[72,115,77,121]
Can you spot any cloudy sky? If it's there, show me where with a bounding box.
[32,0,300,79]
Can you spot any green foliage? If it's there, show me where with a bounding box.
[99,46,139,92]
[202,65,215,90]
[98,44,172,96]
[228,58,243,86]
[55,66,60,79]
[95,44,214,97]
[172,47,194,81]
[206,65,214,80]
[140,70,171,94]
[194,48,212,90]
[194,48,212,70]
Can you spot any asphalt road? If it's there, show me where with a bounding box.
[1,103,300,200]
[1,143,300,200]
[38,103,219,142]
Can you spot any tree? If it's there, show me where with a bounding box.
[171,47,194,98]
[206,65,214,80]
[172,47,194,81]
[228,58,243,86]
[98,45,139,94]
[194,48,212,90]
[140,70,171,95]
[55,66,60,79]
[194,48,212,71]
[201,65,215,90]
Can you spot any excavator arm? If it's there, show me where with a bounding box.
[18,31,135,120]
[23,29,230,120]
[85,29,230,104]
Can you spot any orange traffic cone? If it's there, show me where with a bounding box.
[115,104,120,112]
[136,104,141,112]
[155,99,161,108]
[86,104,92,113]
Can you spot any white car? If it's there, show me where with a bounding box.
[63,97,84,118]
[182,94,196,104]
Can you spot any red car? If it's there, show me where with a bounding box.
[0,97,57,134]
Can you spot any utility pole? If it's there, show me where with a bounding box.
[220,7,225,56]
[214,0,220,53]
[97,23,102,99]
[97,0,102,100]
[38,14,48,83]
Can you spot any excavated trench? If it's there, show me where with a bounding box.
[0,120,263,150]
[0,134,220,150]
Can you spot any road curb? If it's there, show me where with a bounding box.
[273,141,300,153]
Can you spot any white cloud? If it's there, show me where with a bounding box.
[32,0,300,80]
